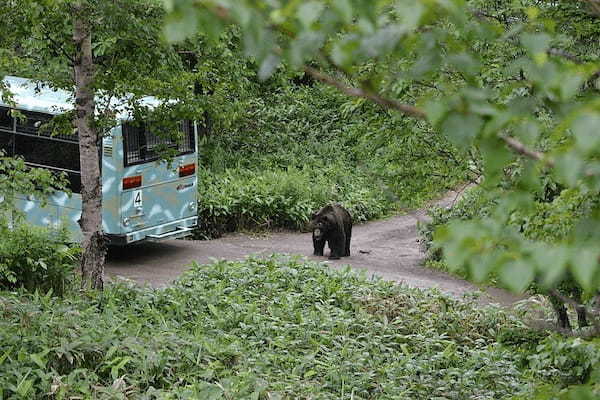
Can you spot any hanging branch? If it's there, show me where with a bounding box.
[40,24,75,65]
[199,3,563,168]
[303,66,426,119]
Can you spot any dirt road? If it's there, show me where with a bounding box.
[106,190,521,305]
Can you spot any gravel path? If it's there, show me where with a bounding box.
[106,189,522,305]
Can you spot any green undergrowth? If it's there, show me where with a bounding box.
[197,83,467,238]
[1,255,597,399]
[0,221,78,296]
[419,186,497,282]
[195,167,392,238]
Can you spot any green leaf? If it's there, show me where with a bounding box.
[520,33,551,59]
[395,0,425,31]
[499,260,534,293]
[555,152,585,186]
[572,114,600,153]
[258,54,280,81]
[570,247,599,292]
[448,52,481,77]
[15,371,32,398]
[330,37,360,67]
[0,348,11,365]
[198,383,224,400]
[441,113,483,149]
[163,7,198,43]
[424,100,449,127]
[480,137,512,182]
[532,245,568,288]
[289,31,325,68]
[469,253,495,283]
[332,0,353,24]
[30,353,46,369]
[297,1,324,28]
[111,357,132,380]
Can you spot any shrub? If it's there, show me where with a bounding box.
[0,255,573,399]
[195,167,393,238]
[527,336,600,386]
[0,222,79,295]
[197,83,467,237]
[419,186,495,260]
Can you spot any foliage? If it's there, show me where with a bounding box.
[0,222,79,296]
[0,0,205,138]
[0,152,68,219]
[527,336,600,387]
[196,166,390,238]
[2,255,596,399]
[198,80,466,237]
[163,0,600,294]
[0,154,77,296]
[419,186,494,260]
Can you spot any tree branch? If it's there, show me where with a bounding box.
[40,24,75,64]
[548,48,582,64]
[303,66,427,119]
[549,289,600,336]
[584,0,600,16]
[303,65,564,168]
[501,135,553,166]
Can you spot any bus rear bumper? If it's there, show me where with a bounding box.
[106,216,197,245]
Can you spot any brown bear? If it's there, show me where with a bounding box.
[310,204,352,260]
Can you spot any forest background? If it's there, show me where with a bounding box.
[1,0,600,398]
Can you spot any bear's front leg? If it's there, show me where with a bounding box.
[313,232,326,256]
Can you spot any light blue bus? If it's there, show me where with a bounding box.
[0,76,198,245]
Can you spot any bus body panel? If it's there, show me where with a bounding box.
[101,128,123,235]
[14,192,82,241]
[14,197,58,228]
[104,123,198,244]
[2,76,199,245]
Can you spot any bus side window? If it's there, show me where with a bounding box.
[0,107,13,130]
[0,107,14,156]
[0,131,11,156]
[13,111,82,194]
[16,111,51,135]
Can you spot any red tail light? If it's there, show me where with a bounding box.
[123,175,142,190]
[179,163,196,177]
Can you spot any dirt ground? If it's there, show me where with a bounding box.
[106,189,523,305]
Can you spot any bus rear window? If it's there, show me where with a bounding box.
[122,120,195,167]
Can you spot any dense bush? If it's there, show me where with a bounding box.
[195,167,392,238]
[197,83,467,237]
[0,222,79,296]
[419,186,495,261]
[2,255,590,399]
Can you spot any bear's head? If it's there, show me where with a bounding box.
[311,213,335,240]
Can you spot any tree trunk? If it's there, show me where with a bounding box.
[73,4,105,290]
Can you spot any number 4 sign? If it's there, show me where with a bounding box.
[133,190,143,208]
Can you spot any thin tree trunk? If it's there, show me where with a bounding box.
[73,3,105,290]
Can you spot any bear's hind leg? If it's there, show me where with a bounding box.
[344,225,352,257]
[328,233,345,260]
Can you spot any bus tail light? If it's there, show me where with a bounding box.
[179,163,196,177]
[123,175,142,190]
